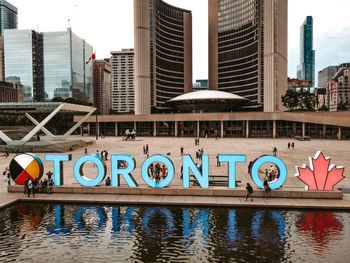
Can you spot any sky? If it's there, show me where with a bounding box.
[10,0,350,85]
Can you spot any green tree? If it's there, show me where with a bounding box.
[281,89,318,111]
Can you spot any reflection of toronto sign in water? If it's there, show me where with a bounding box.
[9,151,344,190]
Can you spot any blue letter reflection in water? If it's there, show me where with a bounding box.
[75,206,106,230]
[182,208,209,240]
[111,155,138,187]
[111,207,135,233]
[228,209,237,242]
[251,210,285,241]
[48,205,71,235]
[182,155,209,188]
[251,155,287,190]
[142,208,174,239]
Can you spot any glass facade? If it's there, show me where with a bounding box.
[4,29,43,101]
[0,0,17,36]
[44,31,92,102]
[5,29,93,102]
[298,16,315,86]
[43,31,71,100]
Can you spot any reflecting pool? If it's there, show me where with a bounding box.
[0,203,349,262]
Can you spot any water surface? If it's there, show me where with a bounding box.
[0,203,349,262]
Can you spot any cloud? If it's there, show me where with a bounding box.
[315,26,350,72]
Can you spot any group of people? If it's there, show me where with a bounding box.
[195,148,204,160]
[245,180,272,201]
[148,163,168,184]
[194,138,200,145]
[96,150,109,161]
[264,165,278,182]
[143,144,149,157]
[287,142,295,149]
[24,171,54,197]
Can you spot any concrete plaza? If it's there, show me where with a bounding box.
[1,135,349,192]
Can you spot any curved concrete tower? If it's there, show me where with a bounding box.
[134,0,151,114]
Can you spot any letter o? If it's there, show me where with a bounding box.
[74,155,106,187]
[251,155,287,190]
[141,155,174,187]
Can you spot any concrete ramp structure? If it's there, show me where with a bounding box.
[0,102,96,151]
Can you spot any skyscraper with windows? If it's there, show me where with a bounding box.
[4,29,43,101]
[0,0,17,36]
[4,28,93,102]
[208,0,288,112]
[134,0,193,114]
[297,16,315,87]
[110,49,134,113]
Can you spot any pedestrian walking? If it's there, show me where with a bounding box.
[272,147,277,156]
[291,142,295,149]
[84,148,88,155]
[245,183,253,201]
[24,177,29,194]
[46,170,53,181]
[146,144,149,157]
[263,180,271,198]
[6,172,10,186]
[27,179,34,197]
[288,142,290,149]
[180,146,184,155]
[216,154,220,167]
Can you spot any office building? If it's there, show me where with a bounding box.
[4,29,44,101]
[329,63,350,111]
[4,28,93,102]
[297,16,315,87]
[0,0,17,36]
[134,0,193,114]
[318,66,337,107]
[0,36,4,81]
[42,29,93,102]
[110,49,134,113]
[0,80,23,102]
[93,59,111,115]
[208,0,288,112]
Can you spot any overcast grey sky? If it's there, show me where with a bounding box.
[10,0,350,84]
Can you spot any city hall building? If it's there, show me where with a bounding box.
[76,111,350,140]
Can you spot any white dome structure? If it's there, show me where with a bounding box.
[168,90,249,112]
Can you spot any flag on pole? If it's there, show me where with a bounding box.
[85,52,96,64]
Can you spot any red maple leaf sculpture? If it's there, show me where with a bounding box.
[295,151,345,190]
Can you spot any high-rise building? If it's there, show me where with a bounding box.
[4,28,93,102]
[4,29,44,101]
[42,29,93,102]
[318,66,337,107]
[0,80,23,102]
[297,16,315,87]
[329,63,350,111]
[93,59,111,115]
[208,0,288,112]
[0,0,17,36]
[110,49,134,113]
[134,0,193,114]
